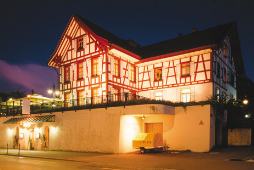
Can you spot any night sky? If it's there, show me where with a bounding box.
[0,0,254,95]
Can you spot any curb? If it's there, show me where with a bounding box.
[0,154,89,163]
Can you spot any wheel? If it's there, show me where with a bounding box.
[140,147,146,154]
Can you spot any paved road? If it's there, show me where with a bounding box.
[0,147,254,170]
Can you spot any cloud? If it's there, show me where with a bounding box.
[0,60,57,95]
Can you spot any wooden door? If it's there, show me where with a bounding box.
[44,126,49,150]
[145,123,163,147]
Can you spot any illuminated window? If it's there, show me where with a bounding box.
[154,68,162,81]
[64,65,70,82]
[77,37,84,51]
[181,88,191,103]
[155,91,163,101]
[112,87,120,102]
[77,62,83,80]
[77,90,84,106]
[92,88,100,104]
[181,62,190,77]
[92,57,99,76]
[64,92,71,107]
[113,58,120,77]
[129,64,135,82]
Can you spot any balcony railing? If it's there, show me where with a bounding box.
[0,92,212,117]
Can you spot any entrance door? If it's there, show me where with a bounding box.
[43,126,49,150]
[14,127,19,149]
[145,123,163,146]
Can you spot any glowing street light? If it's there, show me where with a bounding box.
[245,114,251,119]
[242,99,249,105]
[54,90,60,96]
[47,88,60,98]
[47,89,53,95]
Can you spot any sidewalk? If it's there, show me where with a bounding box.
[0,148,109,162]
[0,147,254,163]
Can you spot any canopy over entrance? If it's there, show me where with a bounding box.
[3,115,55,124]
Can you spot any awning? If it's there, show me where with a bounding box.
[3,115,55,124]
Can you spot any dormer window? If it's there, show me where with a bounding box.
[77,37,84,51]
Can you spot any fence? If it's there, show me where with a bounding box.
[0,93,151,116]
[0,92,212,116]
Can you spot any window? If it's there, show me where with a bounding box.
[77,62,83,80]
[181,88,191,103]
[181,62,190,77]
[64,92,71,107]
[112,87,120,102]
[77,90,84,106]
[155,91,163,101]
[92,57,99,77]
[216,62,221,79]
[92,87,100,104]
[129,64,135,82]
[77,37,84,51]
[154,68,162,81]
[64,65,70,82]
[113,58,120,77]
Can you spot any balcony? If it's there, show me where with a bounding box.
[0,93,211,117]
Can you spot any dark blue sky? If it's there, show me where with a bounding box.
[0,0,254,93]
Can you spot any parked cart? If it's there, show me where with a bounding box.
[132,133,167,153]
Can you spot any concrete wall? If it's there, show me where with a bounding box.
[0,104,213,153]
[228,128,252,146]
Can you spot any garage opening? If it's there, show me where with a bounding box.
[145,123,163,146]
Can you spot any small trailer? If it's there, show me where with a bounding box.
[132,133,167,153]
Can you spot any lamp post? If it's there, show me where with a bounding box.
[47,85,60,98]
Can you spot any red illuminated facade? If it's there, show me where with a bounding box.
[48,16,242,105]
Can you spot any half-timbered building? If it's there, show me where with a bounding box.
[0,16,245,153]
[48,16,242,105]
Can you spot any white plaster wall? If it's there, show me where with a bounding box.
[49,109,121,153]
[138,83,213,102]
[142,104,213,152]
[0,104,213,153]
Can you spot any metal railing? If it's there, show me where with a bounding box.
[0,92,213,116]
[30,93,150,114]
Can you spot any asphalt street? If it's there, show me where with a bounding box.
[0,147,254,170]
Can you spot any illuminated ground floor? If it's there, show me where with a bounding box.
[0,104,217,153]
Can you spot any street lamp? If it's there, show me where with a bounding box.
[55,90,60,96]
[244,114,251,119]
[47,89,53,95]
[47,88,60,98]
[242,99,249,105]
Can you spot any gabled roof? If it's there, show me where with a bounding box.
[49,15,244,74]
[137,23,234,58]
[75,15,140,53]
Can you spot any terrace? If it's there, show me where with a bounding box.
[0,92,214,117]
